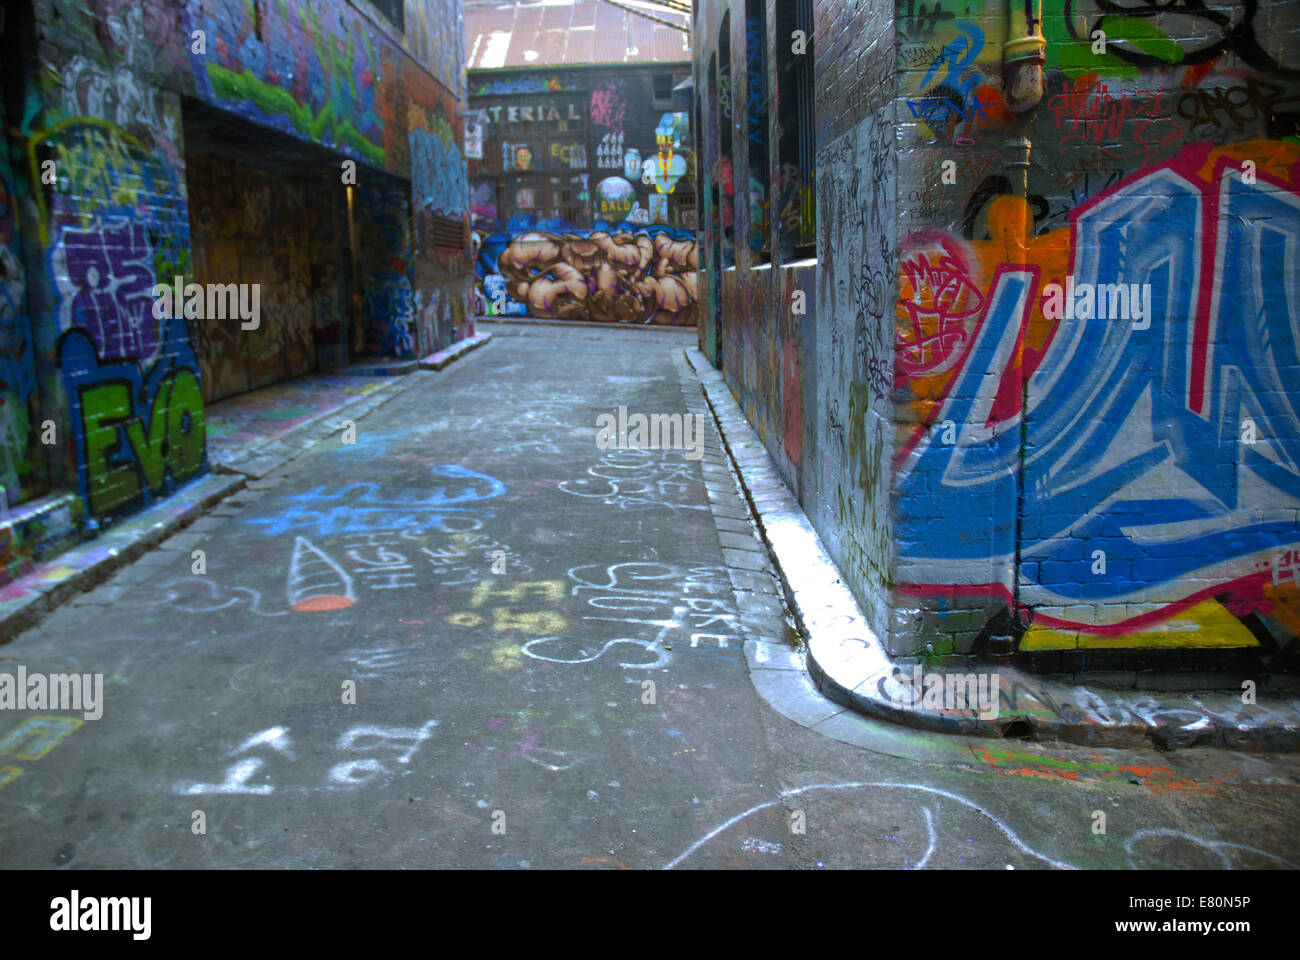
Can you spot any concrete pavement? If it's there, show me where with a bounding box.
[1,325,1298,869]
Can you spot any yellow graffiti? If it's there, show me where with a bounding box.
[0,714,84,760]
[26,116,154,245]
[1263,580,1300,636]
[1021,599,1260,651]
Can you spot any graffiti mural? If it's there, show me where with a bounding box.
[477,226,699,325]
[59,312,205,518]
[895,143,1300,652]
[693,0,1299,666]
[886,0,1300,660]
[357,179,418,358]
[38,112,202,519]
[191,0,399,168]
[412,126,469,222]
[0,113,44,514]
[643,114,691,195]
[408,92,475,354]
[3,0,471,543]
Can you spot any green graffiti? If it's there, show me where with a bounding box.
[205,63,387,166]
[1047,14,1184,79]
[79,370,205,516]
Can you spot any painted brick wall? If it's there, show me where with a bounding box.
[0,0,470,555]
[695,0,897,649]
[466,67,700,326]
[894,1,1300,667]
[695,0,1300,670]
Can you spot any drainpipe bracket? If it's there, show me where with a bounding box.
[1003,35,1046,65]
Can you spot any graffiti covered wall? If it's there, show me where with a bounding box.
[191,0,473,358]
[892,0,1300,664]
[0,0,470,550]
[468,70,695,231]
[0,91,46,515]
[695,0,1300,669]
[408,80,476,352]
[477,226,699,325]
[16,0,205,523]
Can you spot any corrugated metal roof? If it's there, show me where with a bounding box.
[466,1,691,68]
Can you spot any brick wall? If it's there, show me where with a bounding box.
[0,0,470,552]
[467,66,701,325]
[694,0,1300,670]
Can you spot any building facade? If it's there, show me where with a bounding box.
[693,0,1300,672]
[0,0,472,582]
[465,0,698,325]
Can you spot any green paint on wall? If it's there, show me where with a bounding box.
[205,63,388,166]
[1046,14,1183,79]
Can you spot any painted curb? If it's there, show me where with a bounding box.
[683,347,1300,753]
[419,331,493,370]
[343,358,420,376]
[0,472,245,642]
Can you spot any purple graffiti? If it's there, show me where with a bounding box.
[61,220,159,361]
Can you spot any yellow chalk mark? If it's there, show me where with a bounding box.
[447,611,484,628]
[0,765,22,791]
[493,608,568,634]
[471,579,565,608]
[489,643,524,671]
[0,715,84,760]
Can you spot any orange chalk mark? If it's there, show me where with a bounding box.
[291,595,355,612]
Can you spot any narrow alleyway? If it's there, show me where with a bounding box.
[1,326,1297,870]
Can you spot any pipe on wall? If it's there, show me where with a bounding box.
[1001,0,1045,213]
[1003,0,1045,114]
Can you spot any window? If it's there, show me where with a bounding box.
[654,74,674,102]
[675,193,697,230]
[744,0,769,262]
[775,0,815,259]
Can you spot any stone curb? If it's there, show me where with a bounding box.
[419,331,493,370]
[0,472,245,642]
[682,347,1300,753]
[344,358,421,377]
